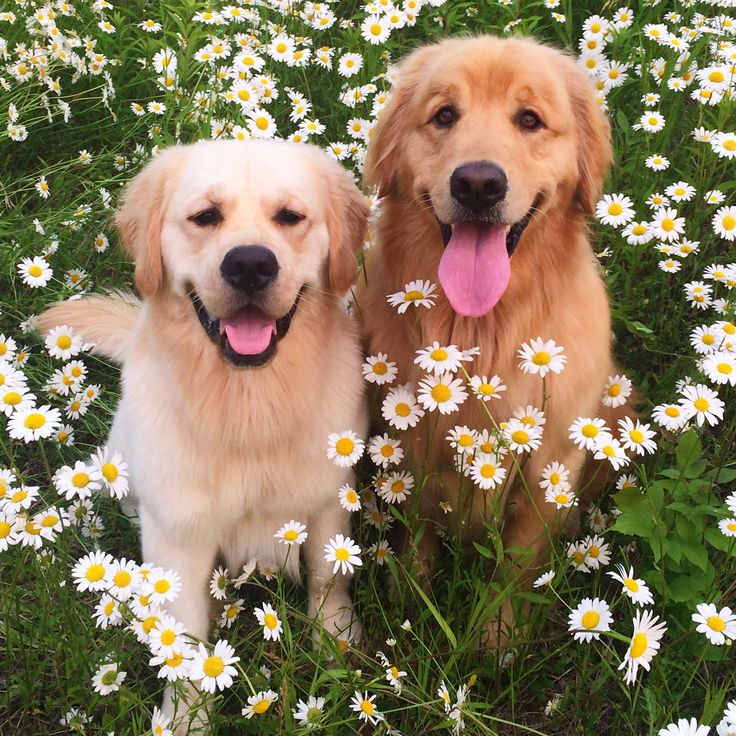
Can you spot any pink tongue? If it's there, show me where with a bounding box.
[219,306,276,355]
[438,222,511,317]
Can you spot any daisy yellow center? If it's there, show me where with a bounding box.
[70,401,81,412]
[86,563,105,582]
[3,391,23,406]
[276,42,287,53]
[11,490,26,503]
[255,117,269,131]
[532,351,551,366]
[237,89,251,101]
[203,655,224,678]
[716,363,732,374]
[480,441,493,453]
[555,493,569,504]
[0,521,11,538]
[361,699,374,715]
[608,203,623,216]
[723,324,735,335]
[391,479,405,493]
[72,472,89,488]
[71,366,82,377]
[335,547,350,561]
[549,472,560,485]
[370,23,381,35]
[154,579,171,594]
[630,632,648,658]
[661,218,675,231]
[602,445,615,458]
[582,423,598,438]
[458,434,474,447]
[102,463,119,482]
[226,605,237,619]
[29,265,43,277]
[581,611,600,629]
[24,413,46,430]
[160,629,176,646]
[709,71,725,82]
[480,464,495,479]
[723,216,736,230]
[431,348,448,361]
[113,570,131,588]
[394,401,411,418]
[693,398,709,412]
[403,289,423,301]
[166,652,184,667]
[608,384,621,396]
[630,429,644,443]
[573,551,585,564]
[665,406,680,417]
[431,384,451,403]
[380,445,394,457]
[372,362,387,375]
[707,615,725,632]
[703,334,715,346]
[649,117,659,126]
[478,383,495,395]
[284,529,298,541]
[41,514,58,527]
[724,139,736,151]
[142,615,159,634]
[728,522,736,532]
[336,438,355,456]
[253,698,272,714]
[104,600,115,615]
[26,520,40,535]
[512,430,529,444]
[264,612,278,630]
[345,490,358,504]
[589,546,600,558]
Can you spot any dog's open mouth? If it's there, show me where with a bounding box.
[189,290,299,367]
[436,197,540,318]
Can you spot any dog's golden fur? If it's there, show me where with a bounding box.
[358,36,620,642]
[39,140,369,731]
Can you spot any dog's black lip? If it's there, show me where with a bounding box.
[188,290,300,368]
[436,193,543,255]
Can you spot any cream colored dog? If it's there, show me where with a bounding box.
[39,140,368,731]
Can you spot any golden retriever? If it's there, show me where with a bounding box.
[358,36,620,645]
[38,140,369,729]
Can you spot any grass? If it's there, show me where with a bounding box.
[1,0,735,734]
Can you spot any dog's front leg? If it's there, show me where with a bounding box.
[304,502,362,650]
[139,507,218,735]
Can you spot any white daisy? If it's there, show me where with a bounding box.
[326,430,365,467]
[568,597,613,642]
[324,534,362,575]
[517,338,566,377]
[189,639,239,693]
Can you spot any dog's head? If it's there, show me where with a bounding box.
[365,36,611,317]
[115,140,368,367]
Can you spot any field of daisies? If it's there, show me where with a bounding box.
[1,0,735,734]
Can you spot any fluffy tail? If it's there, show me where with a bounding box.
[36,291,140,363]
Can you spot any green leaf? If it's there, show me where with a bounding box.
[406,575,457,649]
[611,511,655,539]
[676,429,702,470]
[473,542,493,559]
[679,540,709,571]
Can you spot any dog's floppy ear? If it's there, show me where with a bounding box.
[324,161,370,294]
[114,148,182,298]
[364,44,436,198]
[566,64,612,215]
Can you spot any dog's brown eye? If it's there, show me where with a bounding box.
[274,208,305,225]
[432,105,457,128]
[517,109,544,131]
[191,208,222,226]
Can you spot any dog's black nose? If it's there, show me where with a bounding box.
[220,245,279,293]
[450,162,508,214]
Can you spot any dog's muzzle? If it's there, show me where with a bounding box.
[189,290,300,368]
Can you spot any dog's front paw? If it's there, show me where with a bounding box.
[312,592,362,651]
